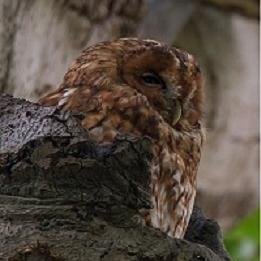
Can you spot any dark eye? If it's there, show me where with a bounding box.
[141,72,166,88]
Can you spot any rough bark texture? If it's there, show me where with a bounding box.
[0,0,258,232]
[0,94,230,261]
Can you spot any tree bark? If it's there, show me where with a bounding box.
[0,94,230,261]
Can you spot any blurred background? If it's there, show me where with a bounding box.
[0,0,259,259]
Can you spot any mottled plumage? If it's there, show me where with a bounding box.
[39,38,205,238]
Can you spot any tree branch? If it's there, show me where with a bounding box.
[0,93,230,260]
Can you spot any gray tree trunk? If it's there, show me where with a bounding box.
[0,93,230,261]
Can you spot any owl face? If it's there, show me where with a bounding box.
[94,38,203,130]
[119,40,203,129]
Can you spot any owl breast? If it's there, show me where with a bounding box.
[150,129,203,238]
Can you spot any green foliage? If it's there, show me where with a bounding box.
[224,209,260,261]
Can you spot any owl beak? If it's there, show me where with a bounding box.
[172,100,182,126]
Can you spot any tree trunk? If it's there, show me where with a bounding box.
[0,93,230,261]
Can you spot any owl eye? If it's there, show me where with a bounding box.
[141,72,166,88]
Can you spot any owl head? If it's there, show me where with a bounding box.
[40,38,203,132]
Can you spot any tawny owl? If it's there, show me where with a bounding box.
[39,38,205,239]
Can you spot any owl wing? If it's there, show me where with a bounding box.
[39,79,165,143]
